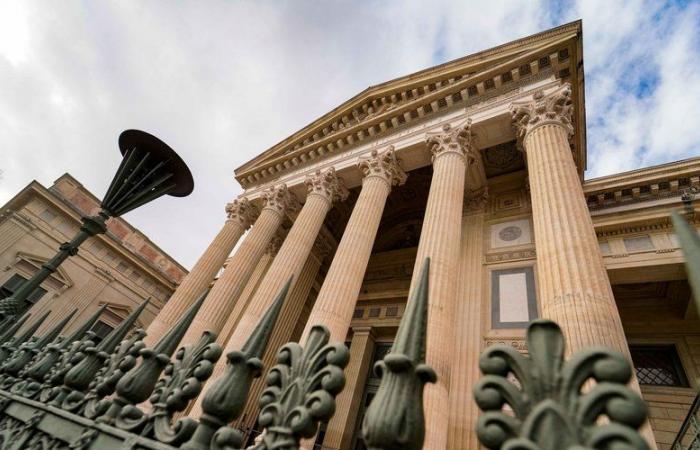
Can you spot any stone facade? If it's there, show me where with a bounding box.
[147,20,700,450]
[0,173,186,339]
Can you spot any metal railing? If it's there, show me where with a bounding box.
[672,393,700,450]
[4,208,700,449]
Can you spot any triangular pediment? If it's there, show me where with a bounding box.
[15,251,73,288]
[235,20,585,187]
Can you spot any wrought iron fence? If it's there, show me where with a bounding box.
[672,393,700,450]
[3,208,699,450]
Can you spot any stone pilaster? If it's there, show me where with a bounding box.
[512,83,656,447]
[144,197,257,345]
[175,185,298,347]
[189,167,347,418]
[414,120,475,450]
[447,207,485,450]
[301,147,407,342]
[323,327,376,450]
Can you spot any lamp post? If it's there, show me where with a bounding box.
[0,129,194,321]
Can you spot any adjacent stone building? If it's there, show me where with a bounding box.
[147,21,700,450]
[0,173,187,340]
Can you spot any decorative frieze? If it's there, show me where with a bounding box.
[224,197,258,229]
[261,184,300,217]
[358,146,408,188]
[304,167,349,205]
[511,83,574,147]
[426,120,477,163]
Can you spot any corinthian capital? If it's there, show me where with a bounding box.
[426,120,476,163]
[511,83,574,146]
[358,146,408,188]
[305,167,349,205]
[225,197,258,229]
[262,184,300,217]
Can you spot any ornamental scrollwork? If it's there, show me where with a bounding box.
[304,168,349,205]
[474,319,649,450]
[358,146,408,188]
[148,331,222,445]
[511,83,574,146]
[225,197,258,230]
[253,325,349,450]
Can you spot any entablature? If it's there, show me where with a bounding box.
[239,77,567,206]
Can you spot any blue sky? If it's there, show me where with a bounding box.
[0,0,699,268]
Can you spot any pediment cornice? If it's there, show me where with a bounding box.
[235,20,585,188]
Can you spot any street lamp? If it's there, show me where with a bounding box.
[0,129,194,321]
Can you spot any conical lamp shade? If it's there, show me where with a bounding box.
[101,129,194,217]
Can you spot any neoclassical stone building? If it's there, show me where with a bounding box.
[147,21,700,450]
[0,173,187,340]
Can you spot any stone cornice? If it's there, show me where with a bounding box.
[585,166,700,212]
[238,78,561,200]
[235,22,583,187]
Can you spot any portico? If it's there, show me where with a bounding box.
[141,20,700,450]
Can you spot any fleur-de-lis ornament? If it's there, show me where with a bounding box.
[474,319,649,450]
[253,325,349,449]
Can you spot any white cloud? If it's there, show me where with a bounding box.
[0,0,698,268]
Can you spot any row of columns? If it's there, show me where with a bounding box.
[143,83,645,449]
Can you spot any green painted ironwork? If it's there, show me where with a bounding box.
[671,392,700,450]
[361,257,436,450]
[0,129,194,322]
[474,319,649,450]
[182,278,290,450]
[672,211,700,311]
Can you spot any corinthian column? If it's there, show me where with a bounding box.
[512,84,656,447]
[415,121,476,450]
[511,84,630,354]
[301,147,407,343]
[174,185,298,347]
[188,168,347,418]
[145,198,257,345]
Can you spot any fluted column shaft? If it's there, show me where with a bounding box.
[513,85,656,448]
[218,251,275,345]
[415,122,474,450]
[236,250,324,431]
[301,147,406,342]
[145,198,255,345]
[175,186,298,347]
[323,327,376,450]
[513,85,628,354]
[447,210,485,450]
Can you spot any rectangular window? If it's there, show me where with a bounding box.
[630,345,689,387]
[0,274,46,314]
[492,267,538,329]
[90,320,115,344]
